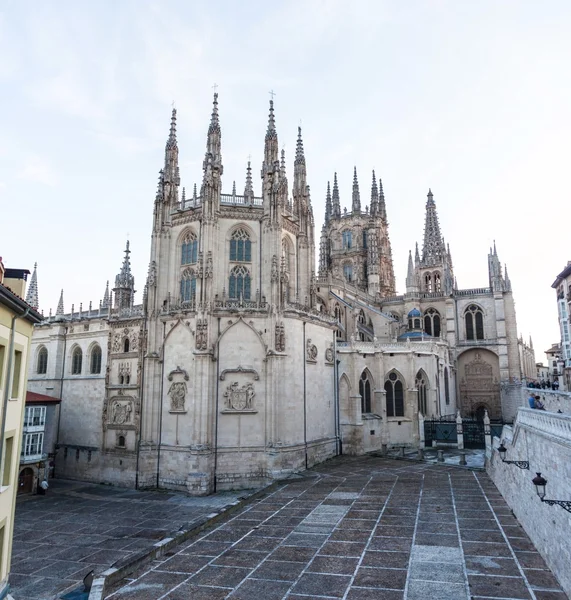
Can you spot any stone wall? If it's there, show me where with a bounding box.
[487,408,571,596]
[523,386,571,413]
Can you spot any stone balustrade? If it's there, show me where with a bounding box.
[524,387,571,414]
[516,406,571,444]
[337,340,437,353]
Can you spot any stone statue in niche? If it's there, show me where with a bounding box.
[306,339,318,362]
[112,400,132,425]
[196,318,208,350]
[275,323,285,352]
[224,382,255,411]
[325,343,334,363]
[271,255,279,281]
[168,381,187,412]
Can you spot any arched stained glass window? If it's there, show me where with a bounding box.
[416,371,428,416]
[342,230,352,249]
[424,308,441,337]
[444,367,450,405]
[90,345,102,374]
[180,269,197,303]
[229,265,251,300]
[72,347,83,375]
[37,347,48,374]
[343,263,353,282]
[465,305,484,340]
[385,371,404,417]
[181,231,198,265]
[230,229,251,262]
[359,371,372,413]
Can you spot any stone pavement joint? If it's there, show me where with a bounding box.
[105,456,568,600]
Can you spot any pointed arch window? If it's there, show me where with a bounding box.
[357,310,366,341]
[229,265,251,300]
[343,263,353,282]
[71,347,83,375]
[424,273,433,293]
[334,303,343,339]
[181,231,198,265]
[416,371,428,416]
[444,367,450,405]
[359,371,372,414]
[362,230,367,249]
[37,347,48,375]
[465,305,484,340]
[90,345,102,374]
[342,230,352,249]
[123,338,130,353]
[180,269,197,303]
[385,372,404,417]
[423,308,441,337]
[230,228,251,262]
[434,272,442,293]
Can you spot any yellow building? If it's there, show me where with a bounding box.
[0,258,42,598]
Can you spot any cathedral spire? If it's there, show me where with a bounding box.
[378,177,387,221]
[206,92,221,156]
[325,181,332,224]
[263,99,279,170]
[293,126,307,196]
[102,280,110,308]
[244,159,254,199]
[56,289,64,316]
[370,171,379,217]
[406,250,417,292]
[415,242,420,265]
[421,188,446,266]
[332,172,341,218]
[113,240,135,310]
[25,262,38,309]
[163,108,179,186]
[352,167,361,213]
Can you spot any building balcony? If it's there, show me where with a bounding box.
[20,452,46,464]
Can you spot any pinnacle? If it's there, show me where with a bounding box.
[266,99,277,139]
[166,108,177,149]
[208,92,220,133]
[25,262,39,309]
[295,126,305,165]
[56,289,64,316]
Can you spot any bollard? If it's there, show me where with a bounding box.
[399,447,405,458]
[417,448,424,461]
[437,449,444,463]
[459,452,467,466]
[382,444,388,455]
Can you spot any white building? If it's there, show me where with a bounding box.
[28,95,527,494]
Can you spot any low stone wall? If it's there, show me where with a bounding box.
[487,407,571,597]
[524,386,571,413]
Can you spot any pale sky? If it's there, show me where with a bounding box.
[2,0,569,364]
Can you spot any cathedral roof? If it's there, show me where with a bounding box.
[407,307,421,318]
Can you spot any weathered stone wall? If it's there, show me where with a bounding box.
[487,408,571,596]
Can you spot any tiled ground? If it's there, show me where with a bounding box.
[10,479,250,600]
[108,456,567,600]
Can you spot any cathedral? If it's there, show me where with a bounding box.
[27,94,527,494]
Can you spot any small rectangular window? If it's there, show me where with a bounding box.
[2,436,13,486]
[0,345,5,386]
[11,350,22,398]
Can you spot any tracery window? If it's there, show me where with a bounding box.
[124,338,130,353]
[465,305,484,340]
[37,347,48,374]
[343,263,353,282]
[385,371,404,417]
[334,304,343,339]
[230,228,251,262]
[229,265,251,300]
[359,370,372,414]
[180,268,197,303]
[71,347,83,375]
[424,308,441,337]
[416,371,428,416]
[90,344,102,374]
[434,272,442,293]
[425,273,433,293]
[181,231,198,265]
[362,230,367,249]
[357,310,366,341]
[342,230,352,249]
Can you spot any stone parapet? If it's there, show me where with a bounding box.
[524,386,571,414]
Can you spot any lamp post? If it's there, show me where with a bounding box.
[532,473,571,513]
[497,443,529,469]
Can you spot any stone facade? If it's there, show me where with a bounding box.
[488,409,571,597]
[28,94,528,494]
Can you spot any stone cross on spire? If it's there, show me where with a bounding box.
[25,262,39,309]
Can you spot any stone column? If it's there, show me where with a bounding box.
[456,410,464,450]
[418,411,425,449]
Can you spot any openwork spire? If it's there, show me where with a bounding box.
[415,242,420,265]
[205,92,222,159]
[25,262,39,309]
[332,172,341,218]
[295,126,305,165]
[115,241,134,289]
[244,160,254,198]
[266,99,277,139]
[280,149,286,175]
[325,181,332,224]
[352,167,361,213]
[421,188,446,266]
[263,99,279,170]
[370,171,379,217]
[102,280,110,308]
[208,92,220,134]
[56,289,64,316]
[378,177,387,220]
[166,108,177,150]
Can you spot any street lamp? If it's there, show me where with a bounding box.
[532,473,571,513]
[497,443,529,469]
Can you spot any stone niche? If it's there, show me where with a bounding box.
[102,393,139,451]
[220,366,259,414]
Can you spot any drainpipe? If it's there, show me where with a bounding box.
[302,321,308,469]
[334,331,341,455]
[156,321,166,488]
[1,308,30,479]
[55,325,68,447]
[213,317,221,492]
[135,306,148,490]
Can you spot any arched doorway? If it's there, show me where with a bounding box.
[474,405,489,422]
[458,349,501,419]
[18,468,34,495]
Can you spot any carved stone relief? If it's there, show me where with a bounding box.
[325,343,334,364]
[275,323,285,352]
[167,366,190,413]
[196,318,208,350]
[223,381,256,412]
[111,400,133,424]
[306,338,318,363]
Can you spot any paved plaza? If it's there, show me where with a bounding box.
[107,456,567,600]
[10,479,249,600]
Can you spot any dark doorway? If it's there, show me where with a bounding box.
[18,468,34,495]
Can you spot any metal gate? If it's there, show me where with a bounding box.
[462,420,485,448]
[424,418,458,446]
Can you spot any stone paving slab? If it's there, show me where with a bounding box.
[10,479,254,599]
[106,456,568,600]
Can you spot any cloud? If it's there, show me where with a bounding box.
[18,157,58,186]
